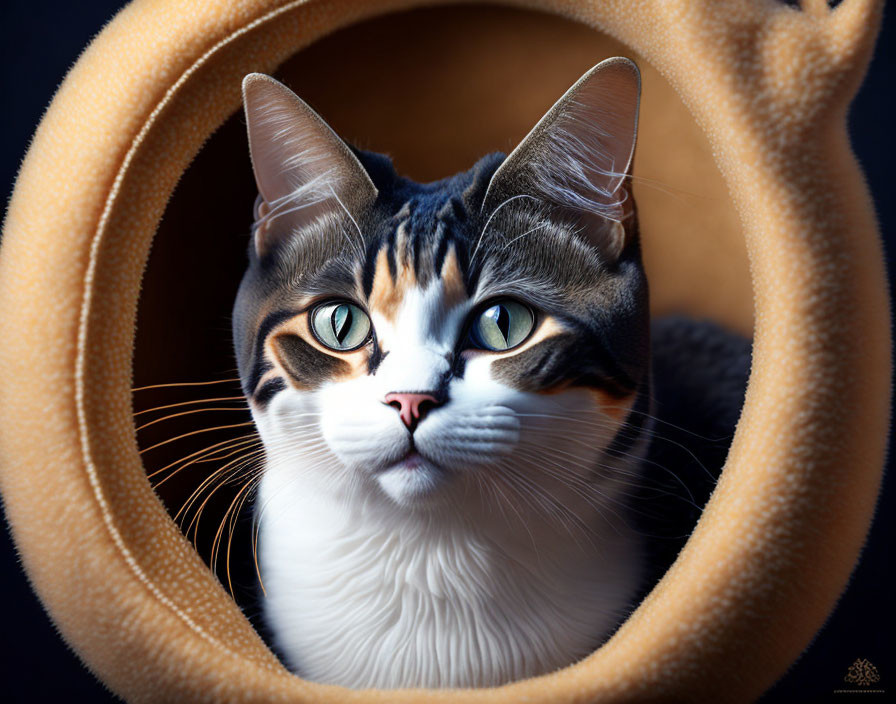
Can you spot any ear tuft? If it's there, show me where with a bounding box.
[241,74,377,255]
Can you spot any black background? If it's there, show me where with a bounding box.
[1,1,892,701]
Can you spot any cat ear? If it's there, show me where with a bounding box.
[242,74,378,255]
[481,57,640,260]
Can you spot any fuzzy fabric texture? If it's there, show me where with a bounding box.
[0,0,889,702]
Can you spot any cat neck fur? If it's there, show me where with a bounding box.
[254,415,646,688]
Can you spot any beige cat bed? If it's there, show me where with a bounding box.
[0,0,889,701]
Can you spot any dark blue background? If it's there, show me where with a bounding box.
[1,1,892,701]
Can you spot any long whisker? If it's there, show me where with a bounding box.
[211,471,263,592]
[147,433,259,480]
[519,451,636,530]
[139,422,255,455]
[252,506,266,596]
[176,447,265,526]
[132,378,240,392]
[133,395,246,417]
[136,406,252,432]
[516,429,702,510]
[517,410,717,480]
[225,476,261,597]
[181,453,264,552]
[151,438,263,492]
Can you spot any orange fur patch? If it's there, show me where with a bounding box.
[440,246,467,309]
[368,241,417,323]
[589,388,635,421]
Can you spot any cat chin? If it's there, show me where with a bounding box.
[375,452,453,507]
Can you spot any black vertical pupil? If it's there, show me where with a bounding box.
[495,305,510,343]
[331,305,353,344]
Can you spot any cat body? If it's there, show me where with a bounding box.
[232,59,737,689]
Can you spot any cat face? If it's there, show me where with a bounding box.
[234,60,648,512]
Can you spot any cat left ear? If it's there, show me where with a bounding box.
[481,57,640,261]
[242,74,378,256]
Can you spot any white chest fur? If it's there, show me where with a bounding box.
[256,469,643,689]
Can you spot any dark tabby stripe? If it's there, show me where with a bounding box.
[273,334,350,389]
[247,309,298,395]
[492,332,637,397]
[254,377,287,407]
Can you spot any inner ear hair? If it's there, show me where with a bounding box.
[481,57,640,262]
[242,73,378,256]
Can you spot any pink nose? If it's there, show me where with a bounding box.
[384,392,441,431]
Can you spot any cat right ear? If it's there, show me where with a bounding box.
[242,74,378,256]
[481,58,640,261]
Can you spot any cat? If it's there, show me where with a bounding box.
[232,57,750,689]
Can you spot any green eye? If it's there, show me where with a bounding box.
[311,302,371,351]
[470,300,534,351]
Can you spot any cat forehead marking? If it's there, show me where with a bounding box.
[368,247,408,322]
[438,246,466,310]
[367,218,468,323]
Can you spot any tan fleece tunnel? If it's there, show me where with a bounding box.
[0,0,890,702]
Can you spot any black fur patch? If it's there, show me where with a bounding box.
[273,334,349,389]
[245,309,297,395]
[632,317,751,604]
[492,333,637,397]
[254,377,287,407]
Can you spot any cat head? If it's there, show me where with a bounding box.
[234,58,648,512]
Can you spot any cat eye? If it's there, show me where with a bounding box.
[469,300,535,351]
[310,301,372,351]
